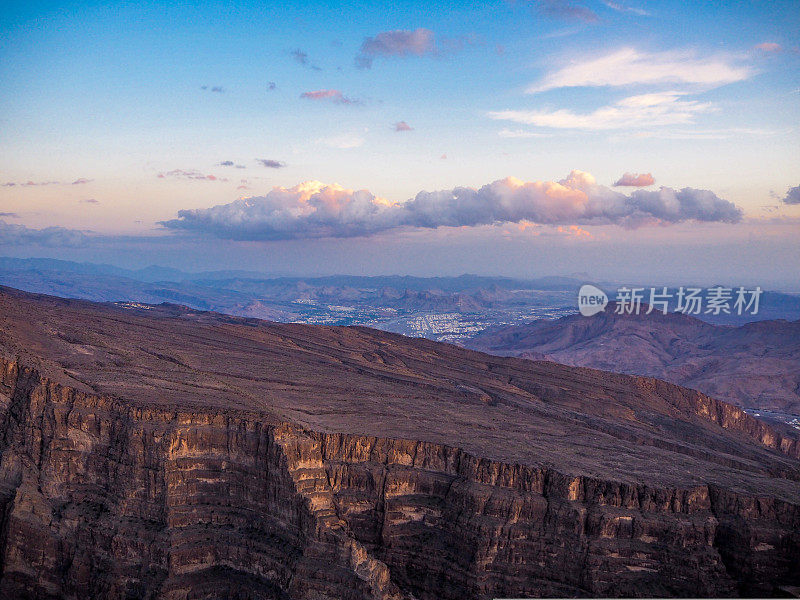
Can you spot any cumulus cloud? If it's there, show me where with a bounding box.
[613,172,655,187]
[782,185,800,205]
[490,91,712,130]
[356,29,436,68]
[257,159,286,168]
[0,220,90,247]
[535,0,599,22]
[161,171,742,240]
[300,89,360,105]
[157,169,228,182]
[527,47,751,93]
[394,121,413,131]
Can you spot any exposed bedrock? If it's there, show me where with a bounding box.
[0,358,798,599]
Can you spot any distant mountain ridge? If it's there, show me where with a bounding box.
[465,303,800,414]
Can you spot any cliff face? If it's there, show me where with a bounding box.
[1,358,798,599]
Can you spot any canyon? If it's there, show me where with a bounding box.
[0,286,798,598]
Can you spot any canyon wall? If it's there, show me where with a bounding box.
[0,357,798,599]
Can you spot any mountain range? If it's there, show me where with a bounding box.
[465,304,800,416]
[0,286,798,598]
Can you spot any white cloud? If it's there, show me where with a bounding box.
[161,172,742,240]
[527,47,752,93]
[489,91,713,130]
[498,129,551,138]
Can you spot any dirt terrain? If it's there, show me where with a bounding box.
[0,286,798,598]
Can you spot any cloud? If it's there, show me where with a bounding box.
[613,172,655,187]
[267,82,276,91]
[257,159,286,168]
[2,178,92,187]
[498,129,550,138]
[80,198,99,204]
[527,47,752,93]
[157,169,228,182]
[0,220,90,247]
[394,121,413,132]
[219,160,235,167]
[160,171,742,240]
[601,1,648,16]
[0,212,18,217]
[754,42,782,52]
[355,29,436,68]
[201,85,225,93]
[291,48,308,65]
[782,185,800,205]
[489,91,713,130]
[291,48,321,70]
[535,0,599,22]
[300,89,360,105]
[22,180,60,186]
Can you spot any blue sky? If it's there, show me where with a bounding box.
[0,0,798,284]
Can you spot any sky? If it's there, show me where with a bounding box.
[0,0,799,286]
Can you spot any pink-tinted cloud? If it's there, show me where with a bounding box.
[22,180,60,186]
[157,169,228,182]
[300,89,360,105]
[754,42,782,52]
[394,121,413,132]
[162,171,742,240]
[613,172,655,187]
[356,29,436,68]
[3,178,91,187]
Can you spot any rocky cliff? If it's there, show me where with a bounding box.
[0,287,798,598]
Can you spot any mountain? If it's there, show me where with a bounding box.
[465,304,800,415]
[0,286,799,598]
